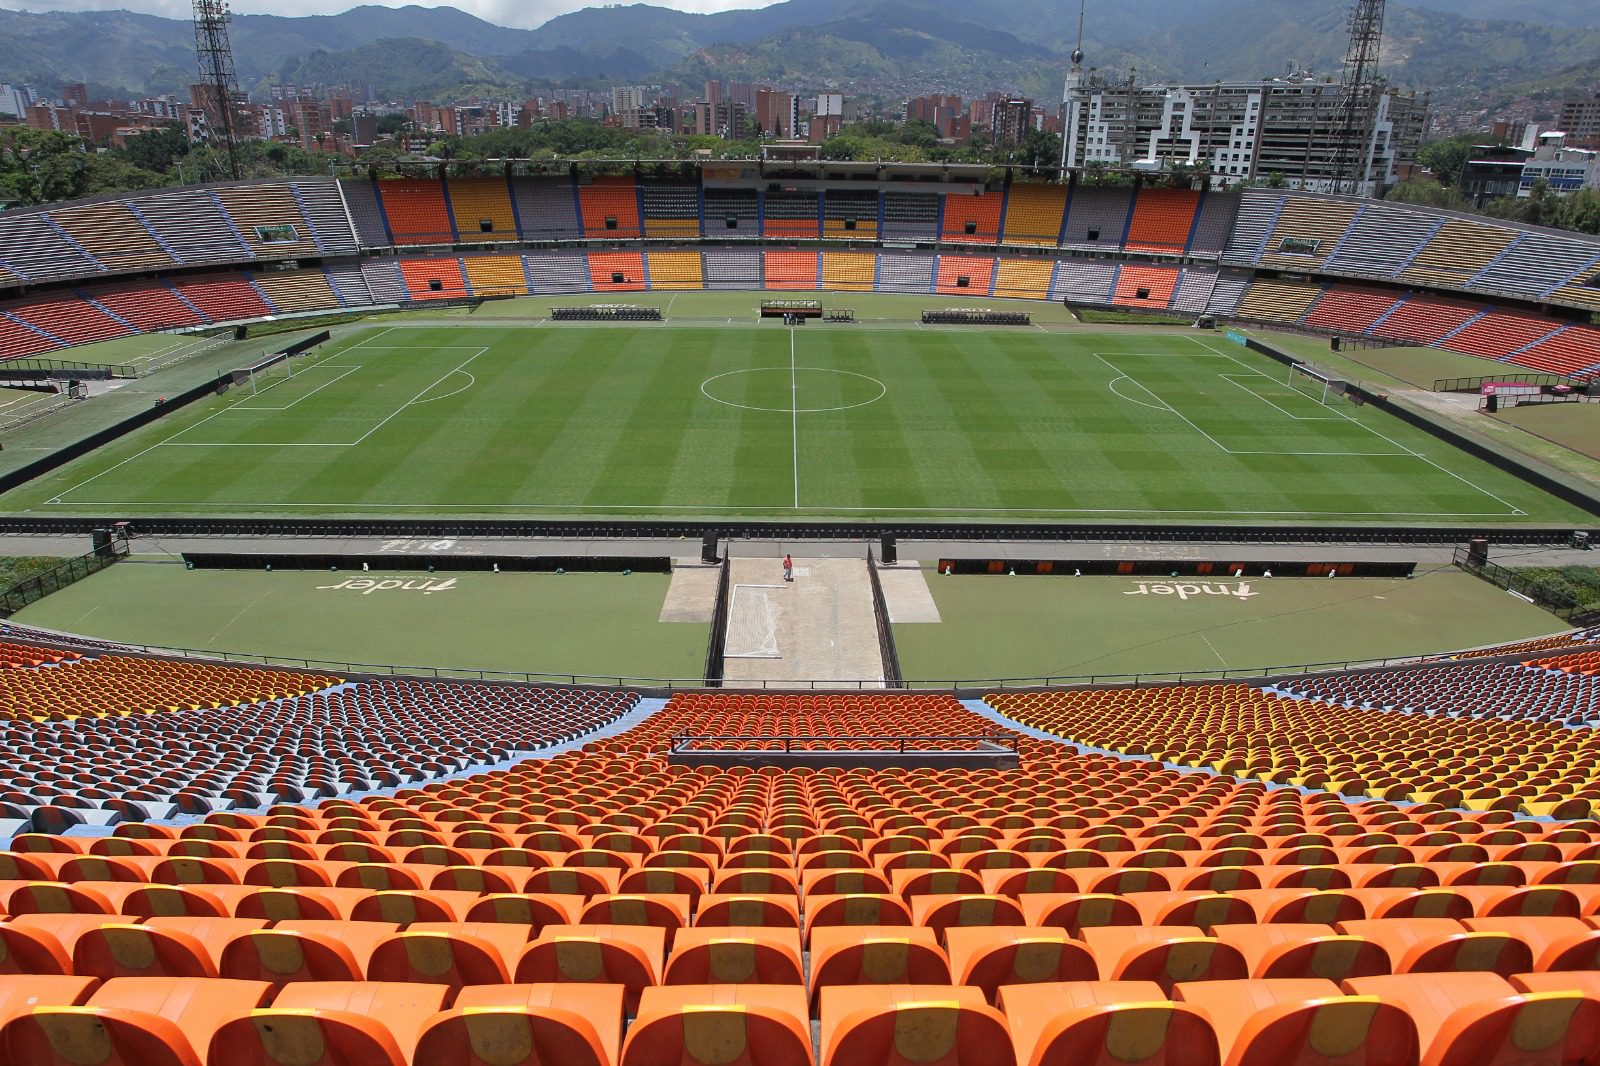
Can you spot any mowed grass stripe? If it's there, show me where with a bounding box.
[7,324,1587,522]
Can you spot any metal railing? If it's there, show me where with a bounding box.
[1453,546,1600,624]
[866,555,903,688]
[669,733,1020,754]
[1436,372,1586,394]
[0,547,126,617]
[1505,392,1600,409]
[702,553,731,687]
[0,619,1506,691]
[0,357,139,379]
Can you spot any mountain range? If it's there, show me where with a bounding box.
[0,0,1594,112]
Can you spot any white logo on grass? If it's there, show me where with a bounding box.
[1124,580,1258,601]
[316,578,458,595]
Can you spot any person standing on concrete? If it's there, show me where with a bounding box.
[783,554,794,582]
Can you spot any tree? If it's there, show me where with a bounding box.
[0,128,89,205]
[1559,188,1600,235]
[82,153,163,197]
[1416,134,1483,188]
[120,124,190,174]
[1385,178,1470,211]
[1011,128,1062,170]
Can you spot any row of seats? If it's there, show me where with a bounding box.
[1,672,1600,1063]
[0,179,358,287]
[1449,628,1600,662]
[6,972,1600,1066]
[342,176,1236,257]
[366,249,1215,311]
[1277,657,1600,725]
[0,267,377,360]
[986,684,1600,816]
[12,902,1600,1008]
[0,660,638,828]
[1223,188,1600,314]
[1220,278,1600,380]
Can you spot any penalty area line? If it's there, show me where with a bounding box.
[1186,336,1526,516]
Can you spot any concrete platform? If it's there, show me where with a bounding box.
[659,561,719,623]
[878,561,940,623]
[721,557,885,688]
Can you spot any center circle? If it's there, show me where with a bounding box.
[700,367,888,414]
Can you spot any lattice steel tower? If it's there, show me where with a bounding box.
[193,0,242,181]
[1330,0,1385,194]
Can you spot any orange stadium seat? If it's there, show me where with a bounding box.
[0,651,1599,1066]
[1000,981,1220,1066]
[943,190,1004,244]
[578,176,642,238]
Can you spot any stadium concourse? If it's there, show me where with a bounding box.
[0,622,1598,1063]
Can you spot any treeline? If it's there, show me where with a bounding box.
[0,126,340,208]
[407,119,1064,169]
[1385,133,1600,236]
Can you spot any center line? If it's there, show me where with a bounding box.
[790,327,800,508]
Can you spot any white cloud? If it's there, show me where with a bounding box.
[0,0,786,30]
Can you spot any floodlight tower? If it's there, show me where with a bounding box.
[1329,0,1385,195]
[193,0,243,181]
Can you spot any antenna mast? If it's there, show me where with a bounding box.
[1060,0,1087,174]
[1330,0,1384,195]
[193,0,243,181]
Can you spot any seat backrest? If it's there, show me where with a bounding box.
[623,1005,812,1066]
[0,1006,201,1066]
[1427,991,1600,1066]
[1028,1002,1220,1066]
[827,1000,1015,1066]
[1230,996,1419,1066]
[209,1008,408,1066]
[418,1006,611,1066]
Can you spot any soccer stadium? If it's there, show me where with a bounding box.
[2,139,1600,1065]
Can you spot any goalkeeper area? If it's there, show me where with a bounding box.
[1,320,1588,523]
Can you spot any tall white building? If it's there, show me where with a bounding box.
[611,86,647,115]
[1060,71,1427,196]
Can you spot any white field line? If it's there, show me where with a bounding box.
[1219,374,1344,422]
[1091,352,1233,454]
[228,366,362,412]
[45,340,368,503]
[350,348,489,446]
[1187,336,1525,515]
[38,499,1533,519]
[790,328,800,508]
[1098,351,1443,458]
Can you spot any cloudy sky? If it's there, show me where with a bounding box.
[0,0,781,30]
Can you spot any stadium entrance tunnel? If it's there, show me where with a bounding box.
[666,733,1021,770]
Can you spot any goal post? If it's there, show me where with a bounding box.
[1286,361,1341,405]
[244,353,293,395]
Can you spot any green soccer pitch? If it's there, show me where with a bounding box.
[2,321,1588,523]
